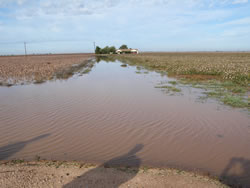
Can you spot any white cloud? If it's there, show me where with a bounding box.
[2,0,248,18]
[220,17,250,26]
[0,0,249,53]
[232,0,248,4]
[221,26,250,37]
[0,0,27,6]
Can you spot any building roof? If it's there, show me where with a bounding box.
[116,49,138,52]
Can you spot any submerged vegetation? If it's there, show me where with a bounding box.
[155,85,182,93]
[107,53,249,109]
[179,79,249,108]
[121,64,127,67]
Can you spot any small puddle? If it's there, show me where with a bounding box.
[0,58,250,186]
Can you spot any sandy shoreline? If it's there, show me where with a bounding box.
[0,161,228,188]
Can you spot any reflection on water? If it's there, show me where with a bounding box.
[0,58,249,187]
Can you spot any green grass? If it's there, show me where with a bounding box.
[11,159,25,164]
[81,68,91,74]
[155,85,181,93]
[178,78,249,109]
[169,81,178,85]
[136,66,142,70]
[222,95,248,108]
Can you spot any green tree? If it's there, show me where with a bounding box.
[109,46,116,54]
[95,46,101,54]
[119,44,128,49]
[101,46,110,54]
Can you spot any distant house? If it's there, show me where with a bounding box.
[116,49,139,54]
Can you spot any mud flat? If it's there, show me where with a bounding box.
[0,161,228,188]
[0,53,94,86]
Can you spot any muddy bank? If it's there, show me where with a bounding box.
[0,53,94,86]
[0,161,228,188]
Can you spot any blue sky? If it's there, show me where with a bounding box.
[0,0,250,54]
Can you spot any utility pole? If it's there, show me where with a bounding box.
[93,42,96,53]
[24,42,27,56]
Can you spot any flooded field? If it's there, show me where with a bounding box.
[0,54,93,85]
[0,58,249,186]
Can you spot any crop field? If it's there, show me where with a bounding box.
[0,53,94,86]
[112,52,250,108]
[114,52,250,85]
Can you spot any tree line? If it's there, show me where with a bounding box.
[95,44,128,54]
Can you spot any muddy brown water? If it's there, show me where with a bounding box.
[0,59,250,186]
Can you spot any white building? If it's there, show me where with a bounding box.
[116,49,139,54]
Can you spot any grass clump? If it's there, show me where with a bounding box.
[169,81,178,85]
[222,95,248,108]
[35,155,41,161]
[155,85,181,93]
[121,64,127,67]
[34,79,45,84]
[81,68,91,74]
[136,66,142,70]
[178,78,249,109]
[11,159,25,164]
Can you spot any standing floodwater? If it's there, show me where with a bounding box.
[0,59,249,186]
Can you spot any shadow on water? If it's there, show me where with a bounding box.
[220,157,250,188]
[63,144,144,188]
[0,134,50,160]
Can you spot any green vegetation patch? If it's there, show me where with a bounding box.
[81,68,92,74]
[195,80,249,108]
[169,81,178,85]
[155,85,181,93]
[222,95,248,108]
